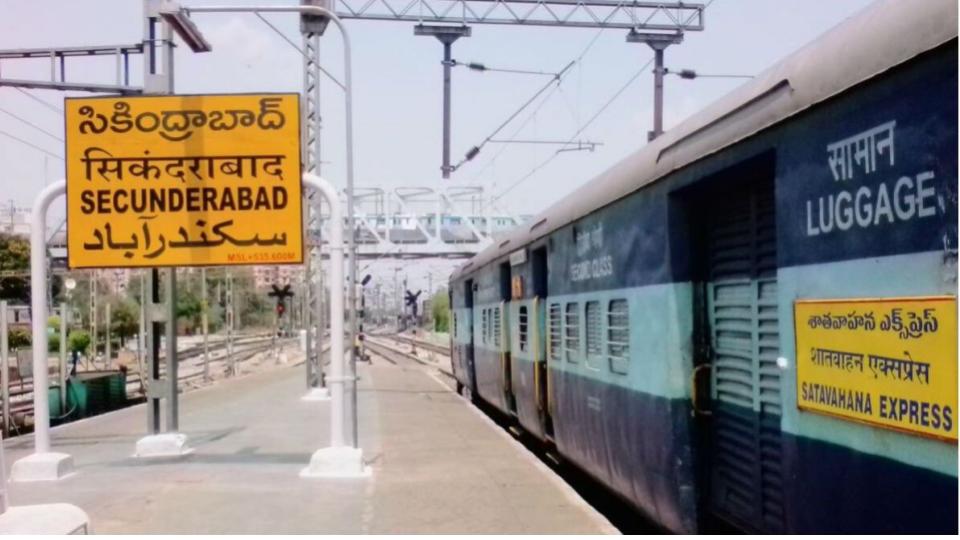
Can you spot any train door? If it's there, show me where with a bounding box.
[532,246,554,438]
[499,262,517,414]
[464,279,478,398]
[693,166,785,532]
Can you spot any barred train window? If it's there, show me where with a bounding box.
[488,308,494,344]
[493,306,502,348]
[549,303,561,362]
[487,308,493,345]
[585,301,601,369]
[564,303,579,363]
[483,309,490,343]
[519,305,528,352]
[608,299,629,375]
[490,308,495,345]
[481,309,488,344]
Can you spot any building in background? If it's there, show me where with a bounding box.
[0,200,31,237]
[253,265,305,290]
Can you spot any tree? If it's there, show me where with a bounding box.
[230,269,272,330]
[0,233,29,302]
[431,288,450,333]
[47,315,61,352]
[8,328,30,350]
[176,287,203,333]
[125,271,144,303]
[111,298,139,347]
[59,271,110,330]
[68,330,91,356]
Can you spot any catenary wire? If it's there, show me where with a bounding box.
[492,56,654,202]
[0,107,63,142]
[0,128,63,160]
[254,12,346,90]
[491,0,720,202]
[13,88,63,113]
[455,28,608,176]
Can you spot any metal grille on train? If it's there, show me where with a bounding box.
[705,178,785,532]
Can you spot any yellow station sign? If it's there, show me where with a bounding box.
[795,296,957,441]
[65,93,302,268]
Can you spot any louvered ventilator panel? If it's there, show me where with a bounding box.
[706,183,785,533]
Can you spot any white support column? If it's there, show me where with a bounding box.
[104,302,111,366]
[58,303,66,413]
[300,173,369,479]
[10,180,74,482]
[1,301,9,438]
[201,267,209,381]
[0,431,89,533]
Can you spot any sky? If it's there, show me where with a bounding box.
[0,0,876,296]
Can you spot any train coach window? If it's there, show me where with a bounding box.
[564,303,580,363]
[485,308,492,345]
[490,308,495,344]
[452,312,457,338]
[493,307,502,348]
[519,305,529,353]
[608,299,629,375]
[585,301,601,369]
[481,309,487,344]
[549,303,561,362]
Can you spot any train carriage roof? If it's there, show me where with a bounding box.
[452,0,957,281]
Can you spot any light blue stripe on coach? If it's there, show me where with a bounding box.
[503,283,695,401]
[778,250,957,476]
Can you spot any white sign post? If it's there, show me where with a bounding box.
[299,173,370,478]
[10,180,74,483]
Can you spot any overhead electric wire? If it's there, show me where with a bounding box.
[451,60,574,172]
[492,56,655,202]
[491,0,721,203]
[452,60,557,77]
[0,128,63,160]
[254,12,346,90]
[455,28,608,175]
[13,87,63,114]
[0,107,63,142]
[556,82,582,126]
[468,81,565,182]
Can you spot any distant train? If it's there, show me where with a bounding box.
[449,0,957,533]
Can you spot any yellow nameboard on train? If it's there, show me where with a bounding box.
[65,93,302,268]
[795,297,957,441]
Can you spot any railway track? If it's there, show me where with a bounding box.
[363,335,455,381]
[2,334,298,436]
[385,334,450,356]
[3,333,277,399]
[126,336,296,391]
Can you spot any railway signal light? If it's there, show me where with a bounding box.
[405,289,422,319]
[268,283,294,319]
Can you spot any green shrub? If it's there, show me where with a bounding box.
[8,329,30,350]
[68,330,91,355]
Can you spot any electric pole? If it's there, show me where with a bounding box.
[415,25,471,178]
[201,267,209,382]
[627,31,683,141]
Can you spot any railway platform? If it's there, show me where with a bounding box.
[1,345,616,534]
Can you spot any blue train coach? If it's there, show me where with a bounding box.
[449,0,957,534]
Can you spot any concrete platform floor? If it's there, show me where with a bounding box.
[2,353,617,534]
